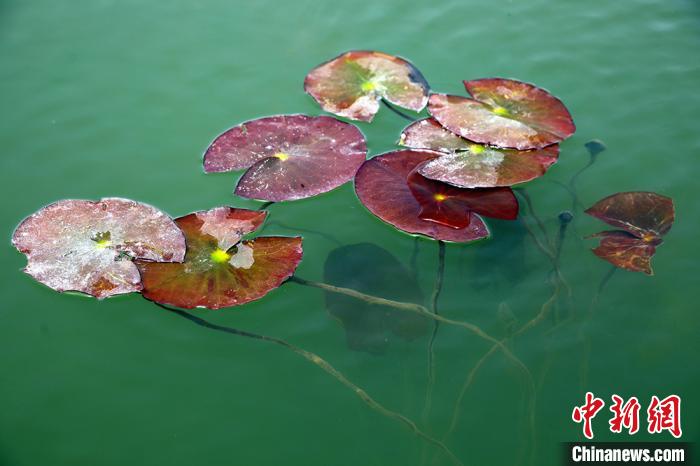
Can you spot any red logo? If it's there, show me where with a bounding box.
[572,393,682,439]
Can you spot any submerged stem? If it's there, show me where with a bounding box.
[580,266,617,388]
[289,275,532,397]
[422,241,446,424]
[257,201,274,211]
[155,302,462,466]
[381,99,417,121]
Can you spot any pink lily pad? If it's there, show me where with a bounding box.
[585,192,675,275]
[407,168,519,229]
[399,118,560,188]
[137,207,303,309]
[12,198,186,299]
[354,150,490,242]
[203,114,367,202]
[428,78,575,150]
[304,51,429,122]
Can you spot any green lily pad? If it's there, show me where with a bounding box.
[304,51,429,122]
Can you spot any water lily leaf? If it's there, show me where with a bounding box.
[137,207,302,309]
[588,231,659,275]
[324,243,427,355]
[585,192,674,239]
[203,115,367,202]
[399,118,559,188]
[12,198,186,299]
[585,192,674,275]
[407,168,518,229]
[304,51,429,122]
[354,150,490,242]
[399,117,473,153]
[428,78,575,150]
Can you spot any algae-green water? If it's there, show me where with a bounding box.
[1,1,699,465]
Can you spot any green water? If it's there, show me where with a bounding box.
[1,1,699,465]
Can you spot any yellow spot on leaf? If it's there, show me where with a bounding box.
[469,144,485,154]
[361,81,376,92]
[273,152,289,161]
[210,248,231,263]
[434,194,447,202]
[492,106,509,116]
[95,239,112,249]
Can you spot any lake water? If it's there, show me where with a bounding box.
[1,1,699,465]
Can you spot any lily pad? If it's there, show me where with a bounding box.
[399,118,560,188]
[324,243,427,355]
[585,192,675,275]
[428,78,575,150]
[12,198,186,299]
[354,150,490,242]
[304,51,429,122]
[407,168,518,229]
[137,207,302,309]
[203,114,367,202]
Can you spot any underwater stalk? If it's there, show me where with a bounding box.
[580,265,617,389]
[156,302,463,466]
[423,240,446,423]
[264,221,343,246]
[381,99,417,121]
[289,275,532,400]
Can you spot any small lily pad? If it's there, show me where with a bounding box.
[137,207,302,309]
[585,192,675,275]
[304,51,429,122]
[400,118,560,188]
[324,243,427,355]
[428,78,575,150]
[354,150,490,242]
[204,114,367,201]
[12,198,186,299]
[407,168,519,229]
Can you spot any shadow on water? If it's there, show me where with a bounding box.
[464,218,529,291]
[323,242,429,355]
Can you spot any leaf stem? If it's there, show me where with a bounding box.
[381,99,417,121]
[289,275,532,393]
[422,240,446,423]
[154,302,463,466]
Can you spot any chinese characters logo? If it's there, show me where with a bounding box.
[572,392,682,439]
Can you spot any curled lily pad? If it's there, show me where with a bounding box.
[137,207,302,309]
[204,115,367,202]
[324,243,427,355]
[585,192,675,275]
[428,78,575,150]
[12,198,186,298]
[354,150,489,242]
[400,118,560,188]
[407,168,518,229]
[304,51,429,122]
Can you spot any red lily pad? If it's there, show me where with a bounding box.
[204,114,367,202]
[304,51,429,122]
[136,207,302,309]
[354,150,490,242]
[400,118,559,188]
[12,198,186,299]
[585,192,675,275]
[407,168,518,229]
[428,78,575,150]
